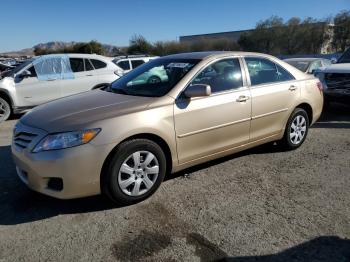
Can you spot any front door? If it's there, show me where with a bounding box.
[174,58,252,164]
[15,64,61,106]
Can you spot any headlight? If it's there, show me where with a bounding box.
[32,128,101,153]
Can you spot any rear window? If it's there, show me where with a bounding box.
[91,59,107,69]
[285,61,310,72]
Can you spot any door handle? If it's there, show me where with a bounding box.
[47,78,56,81]
[86,74,93,76]
[236,95,250,102]
[289,85,297,91]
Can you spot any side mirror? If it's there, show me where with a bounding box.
[19,70,32,78]
[184,84,211,98]
[331,57,337,64]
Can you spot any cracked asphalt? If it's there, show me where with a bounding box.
[0,104,349,262]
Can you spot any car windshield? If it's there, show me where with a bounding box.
[2,59,33,78]
[337,48,350,63]
[285,60,310,72]
[110,58,200,97]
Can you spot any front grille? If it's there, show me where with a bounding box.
[13,131,38,149]
[325,73,350,90]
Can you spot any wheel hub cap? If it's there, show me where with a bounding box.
[118,151,160,196]
[290,115,307,145]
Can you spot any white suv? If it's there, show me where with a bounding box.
[0,53,121,122]
[112,55,158,74]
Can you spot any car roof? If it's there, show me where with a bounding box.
[34,53,111,60]
[160,51,278,60]
[284,58,324,62]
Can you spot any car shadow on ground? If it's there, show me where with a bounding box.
[217,236,350,262]
[0,103,349,226]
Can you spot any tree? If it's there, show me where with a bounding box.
[127,35,153,54]
[33,41,105,55]
[333,10,350,52]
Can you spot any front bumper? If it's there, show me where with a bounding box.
[11,122,112,199]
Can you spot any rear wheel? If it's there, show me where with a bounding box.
[102,139,166,204]
[279,108,309,150]
[0,97,11,123]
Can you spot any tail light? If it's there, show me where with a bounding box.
[316,81,323,93]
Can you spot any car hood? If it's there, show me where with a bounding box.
[21,90,156,133]
[318,63,350,74]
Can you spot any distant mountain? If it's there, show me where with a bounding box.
[0,41,120,57]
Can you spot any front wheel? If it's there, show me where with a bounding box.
[147,76,161,84]
[102,139,166,204]
[279,108,309,150]
[0,97,11,123]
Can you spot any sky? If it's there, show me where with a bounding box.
[1,0,349,52]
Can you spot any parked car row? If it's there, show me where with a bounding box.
[316,48,350,106]
[112,55,158,74]
[284,58,331,74]
[284,49,350,107]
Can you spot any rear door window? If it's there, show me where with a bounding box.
[91,59,107,69]
[245,57,294,86]
[131,60,145,69]
[117,60,131,70]
[85,59,94,71]
[69,58,85,72]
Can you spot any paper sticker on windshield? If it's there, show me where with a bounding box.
[167,63,190,68]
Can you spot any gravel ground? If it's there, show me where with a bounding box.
[0,104,349,262]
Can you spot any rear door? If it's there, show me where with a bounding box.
[60,57,93,97]
[244,56,300,141]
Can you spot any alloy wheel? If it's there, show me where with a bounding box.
[118,151,160,196]
[290,115,307,145]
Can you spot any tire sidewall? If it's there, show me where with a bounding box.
[106,140,166,204]
[285,108,309,149]
[0,97,11,122]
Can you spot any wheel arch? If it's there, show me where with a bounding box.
[0,89,13,107]
[295,102,313,124]
[100,133,173,191]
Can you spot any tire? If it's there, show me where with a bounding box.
[279,108,309,150]
[102,139,166,204]
[0,97,11,123]
[147,76,161,84]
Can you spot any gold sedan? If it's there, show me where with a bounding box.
[12,52,323,204]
